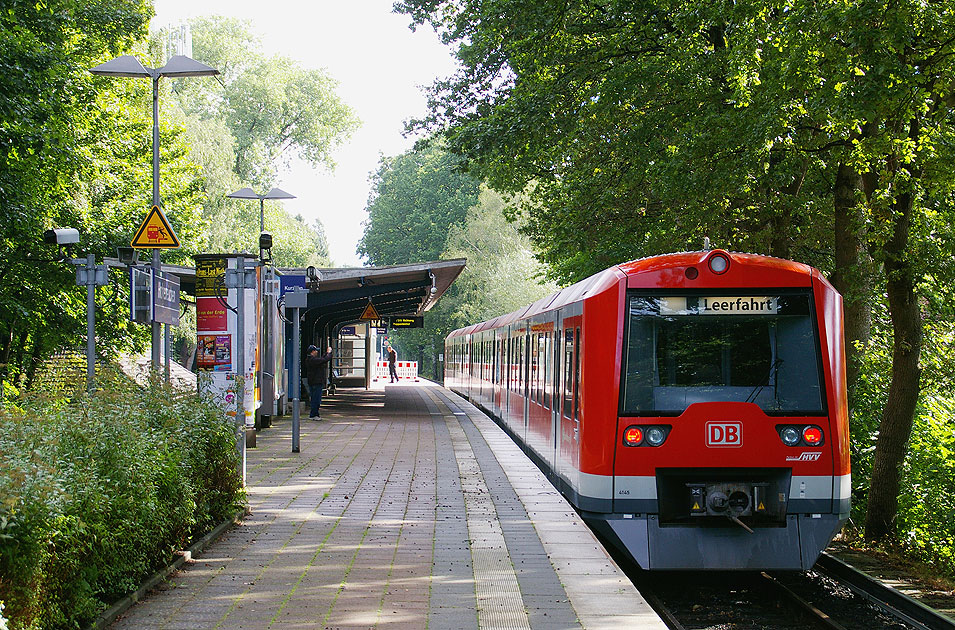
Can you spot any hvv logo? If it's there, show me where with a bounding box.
[706,422,743,447]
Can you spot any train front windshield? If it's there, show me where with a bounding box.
[621,292,825,415]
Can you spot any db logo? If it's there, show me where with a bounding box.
[706,422,742,447]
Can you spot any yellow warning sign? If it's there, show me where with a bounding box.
[692,502,701,510]
[360,301,380,321]
[131,205,180,248]
[758,502,766,511]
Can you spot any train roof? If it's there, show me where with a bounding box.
[447,250,825,338]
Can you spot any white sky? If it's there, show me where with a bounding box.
[152,0,458,267]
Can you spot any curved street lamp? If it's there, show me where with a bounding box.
[227,186,297,234]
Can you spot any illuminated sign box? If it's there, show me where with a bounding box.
[659,296,778,316]
[390,316,423,328]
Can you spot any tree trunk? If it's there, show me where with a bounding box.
[830,163,872,395]
[25,332,44,390]
[864,182,923,542]
[0,319,13,379]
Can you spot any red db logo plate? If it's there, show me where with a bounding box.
[706,422,742,447]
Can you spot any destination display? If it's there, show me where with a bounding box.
[390,316,423,328]
[657,296,779,316]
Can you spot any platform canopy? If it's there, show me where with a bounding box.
[111,257,466,338]
[281,259,466,336]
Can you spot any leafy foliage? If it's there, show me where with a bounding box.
[359,145,554,378]
[0,0,163,392]
[0,365,243,629]
[155,16,358,265]
[358,142,480,265]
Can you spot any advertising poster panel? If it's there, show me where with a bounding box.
[195,255,258,427]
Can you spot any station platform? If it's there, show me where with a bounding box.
[111,381,666,630]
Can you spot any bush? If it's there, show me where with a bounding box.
[0,369,244,629]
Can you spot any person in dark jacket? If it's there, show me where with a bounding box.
[387,344,398,383]
[305,344,333,419]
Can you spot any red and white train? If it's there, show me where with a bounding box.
[445,250,850,570]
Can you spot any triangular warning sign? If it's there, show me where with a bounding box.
[758,502,766,511]
[131,205,180,248]
[360,301,380,321]
[692,502,701,511]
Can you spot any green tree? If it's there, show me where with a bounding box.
[163,16,359,185]
[154,16,355,265]
[0,1,198,391]
[358,142,480,265]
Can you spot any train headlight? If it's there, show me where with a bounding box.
[802,426,823,446]
[624,426,644,446]
[708,253,730,275]
[780,426,801,446]
[646,426,667,446]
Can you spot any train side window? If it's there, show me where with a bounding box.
[538,333,544,404]
[573,327,581,421]
[517,335,527,396]
[563,329,573,418]
[553,330,561,416]
[543,332,552,410]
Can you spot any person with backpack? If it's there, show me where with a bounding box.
[305,345,333,419]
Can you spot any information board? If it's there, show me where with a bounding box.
[390,317,423,328]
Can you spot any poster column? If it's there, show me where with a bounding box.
[195,254,259,453]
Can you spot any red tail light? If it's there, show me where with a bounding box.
[624,426,644,446]
[802,426,823,445]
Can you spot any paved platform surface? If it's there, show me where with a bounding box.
[111,381,665,629]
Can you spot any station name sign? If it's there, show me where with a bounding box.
[390,316,423,328]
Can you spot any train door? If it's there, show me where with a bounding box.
[523,329,530,441]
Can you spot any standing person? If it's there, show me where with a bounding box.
[305,344,333,419]
[387,344,398,383]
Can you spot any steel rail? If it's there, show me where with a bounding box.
[815,552,955,630]
[633,584,687,630]
[758,571,848,630]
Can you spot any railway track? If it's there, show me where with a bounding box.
[629,553,955,630]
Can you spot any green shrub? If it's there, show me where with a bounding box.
[0,369,244,629]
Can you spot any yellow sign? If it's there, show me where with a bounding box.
[131,205,180,248]
[360,301,380,321]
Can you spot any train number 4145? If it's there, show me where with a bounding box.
[706,422,743,447]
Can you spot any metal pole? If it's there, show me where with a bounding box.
[164,323,170,382]
[151,74,161,375]
[259,197,265,233]
[236,256,247,482]
[365,323,372,390]
[86,254,96,392]
[291,306,301,453]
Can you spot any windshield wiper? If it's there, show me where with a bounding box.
[745,358,784,404]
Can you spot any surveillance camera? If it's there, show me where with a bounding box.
[306,265,317,280]
[116,246,138,266]
[259,232,273,251]
[44,228,80,246]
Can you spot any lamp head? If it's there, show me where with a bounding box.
[259,232,273,263]
[44,228,79,246]
[305,265,321,291]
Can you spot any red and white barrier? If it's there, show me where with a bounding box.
[374,360,419,382]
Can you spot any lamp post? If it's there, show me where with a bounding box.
[226,187,294,425]
[90,55,219,375]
